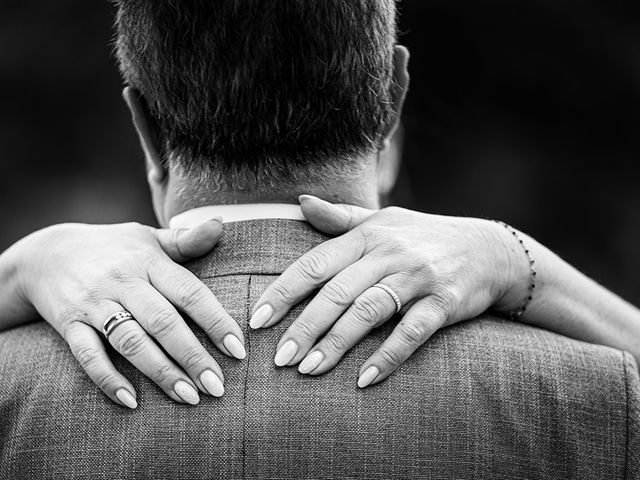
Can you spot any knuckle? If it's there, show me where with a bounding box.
[201,313,224,338]
[269,281,294,304]
[180,347,208,370]
[397,322,427,346]
[351,294,383,326]
[372,236,407,258]
[431,286,458,317]
[390,238,413,256]
[322,281,354,309]
[95,372,120,392]
[377,347,403,368]
[81,289,102,306]
[357,222,377,237]
[153,363,174,384]
[412,253,433,273]
[139,250,160,267]
[357,223,383,246]
[58,305,85,329]
[61,318,81,341]
[296,251,329,283]
[74,344,100,368]
[107,265,130,283]
[174,281,204,310]
[322,332,347,353]
[116,330,148,358]
[146,309,179,337]
[292,320,318,342]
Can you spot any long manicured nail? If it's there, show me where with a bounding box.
[116,388,137,409]
[250,304,273,329]
[223,334,246,359]
[200,370,224,397]
[174,380,200,405]
[357,366,380,388]
[274,340,298,366]
[298,351,324,374]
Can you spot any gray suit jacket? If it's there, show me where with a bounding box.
[1,219,639,479]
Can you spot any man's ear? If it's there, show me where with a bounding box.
[377,45,409,198]
[382,45,410,144]
[122,86,166,185]
[377,123,404,198]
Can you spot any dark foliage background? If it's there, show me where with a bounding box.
[1,1,638,304]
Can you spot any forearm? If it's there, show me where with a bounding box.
[0,231,42,330]
[498,226,640,361]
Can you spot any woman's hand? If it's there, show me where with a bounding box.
[251,196,527,388]
[1,220,245,408]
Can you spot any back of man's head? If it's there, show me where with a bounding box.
[115,0,398,189]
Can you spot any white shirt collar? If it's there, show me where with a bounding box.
[169,203,305,228]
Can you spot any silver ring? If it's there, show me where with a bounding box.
[372,283,402,313]
[103,311,136,339]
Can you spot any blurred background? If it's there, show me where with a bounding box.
[1,1,638,304]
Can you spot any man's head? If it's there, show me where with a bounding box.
[114,0,409,224]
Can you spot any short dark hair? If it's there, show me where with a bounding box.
[115,0,397,182]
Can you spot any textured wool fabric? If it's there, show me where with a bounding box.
[1,219,639,479]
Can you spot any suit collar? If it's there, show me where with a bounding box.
[169,203,305,228]
[185,219,330,278]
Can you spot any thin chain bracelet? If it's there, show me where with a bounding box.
[493,220,537,320]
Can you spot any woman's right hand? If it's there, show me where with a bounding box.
[1,220,245,408]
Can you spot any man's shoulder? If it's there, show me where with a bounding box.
[2,315,638,479]
[433,315,635,401]
[441,314,632,374]
[0,320,66,367]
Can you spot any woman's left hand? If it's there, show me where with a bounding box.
[251,195,528,388]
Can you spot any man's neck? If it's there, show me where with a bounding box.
[161,164,381,223]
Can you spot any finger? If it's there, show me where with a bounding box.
[149,261,245,360]
[297,281,401,375]
[149,218,223,262]
[273,258,387,367]
[356,296,449,388]
[118,282,226,397]
[64,321,138,409]
[299,195,376,235]
[97,300,205,404]
[250,233,365,329]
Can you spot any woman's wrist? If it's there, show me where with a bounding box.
[483,219,536,317]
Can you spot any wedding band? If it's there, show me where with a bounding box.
[372,283,402,313]
[103,311,136,339]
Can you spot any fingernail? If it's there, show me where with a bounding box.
[174,380,200,405]
[357,366,380,388]
[298,351,324,374]
[274,340,298,367]
[200,370,225,397]
[223,334,246,359]
[298,194,314,203]
[250,304,273,329]
[116,388,137,409]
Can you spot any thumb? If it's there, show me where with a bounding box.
[152,217,223,262]
[299,195,376,235]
